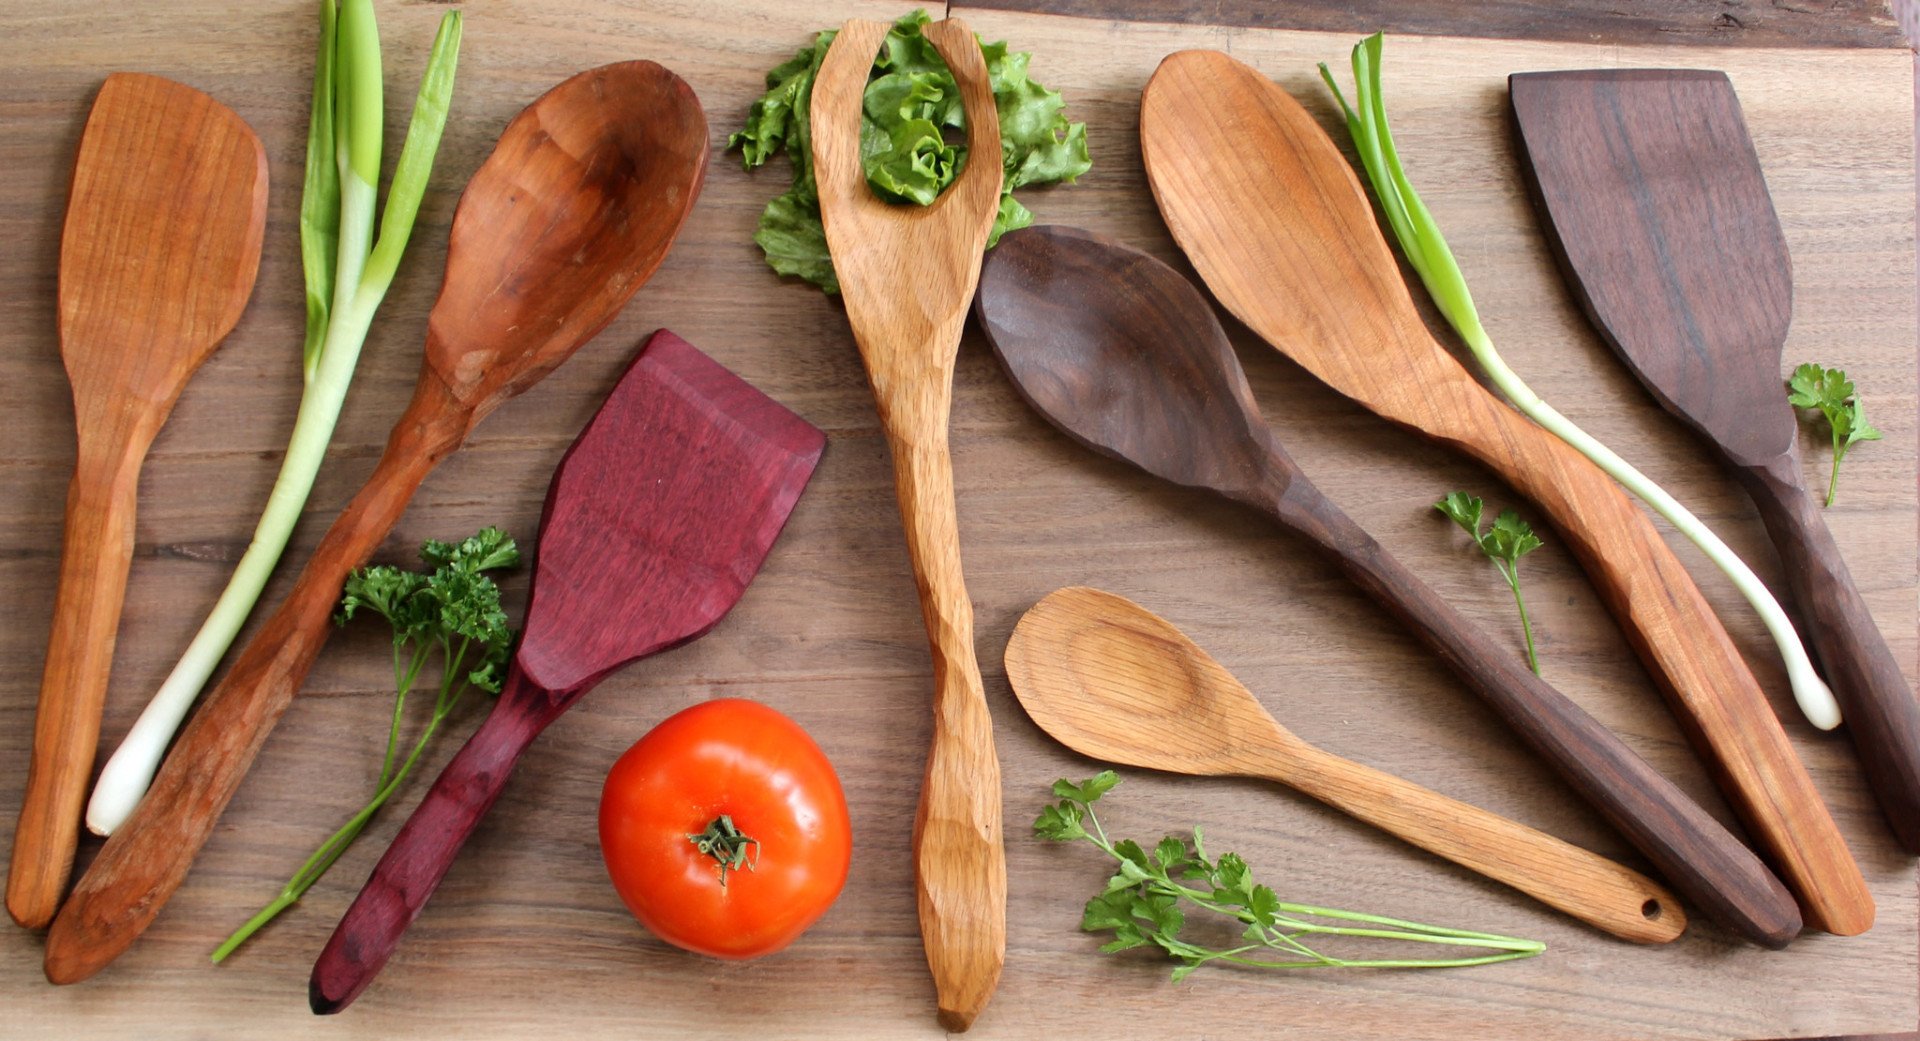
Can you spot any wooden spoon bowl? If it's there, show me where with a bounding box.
[44,60,708,984]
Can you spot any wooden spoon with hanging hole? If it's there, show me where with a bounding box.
[8,73,266,930]
[1139,48,1870,935]
[1007,587,1684,943]
[976,223,1798,946]
[43,60,709,984]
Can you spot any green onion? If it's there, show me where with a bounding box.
[1319,33,1839,730]
[86,0,465,836]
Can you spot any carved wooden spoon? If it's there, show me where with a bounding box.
[8,73,266,930]
[811,17,1006,1032]
[1140,48,1870,935]
[976,223,1798,946]
[1008,587,1685,943]
[44,61,709,984]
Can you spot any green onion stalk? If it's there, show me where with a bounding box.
[85,0,464,836]
[1319,34,1840,730]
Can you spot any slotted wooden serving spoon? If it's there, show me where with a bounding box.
[1008,587,1685,942]
[976,224,1798,945]
[310,329,824,1013]
[8,73,266,930]
[1509,68,1920,854]
[43,60,709,984]
[1140,48,1871,935]
[811,17,1005,1032]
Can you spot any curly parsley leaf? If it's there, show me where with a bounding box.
[1789,363,1883,506]
[1436,491,1543,674]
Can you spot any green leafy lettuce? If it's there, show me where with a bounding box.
[729,9,1091,293]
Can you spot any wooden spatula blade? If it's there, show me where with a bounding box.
[515,329,827,693]
[1510,69,1795,465]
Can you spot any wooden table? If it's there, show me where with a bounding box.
[3,2,1915,1039]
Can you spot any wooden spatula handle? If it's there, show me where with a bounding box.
[1272,479,1798,944]
[887,433,1005,1034]
[310,670,554,1013]
[8,434,154,929]
[1453,395,1872,934]
[42,380,466,984]
[1737,450,1920,852]
[1272,742,1683,942]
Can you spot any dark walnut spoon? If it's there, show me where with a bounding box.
[44,60,709,984]
[975,224,1800,947]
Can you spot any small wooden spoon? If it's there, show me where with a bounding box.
[8,73,266,930]
[1008,587,1684,943]
[976,224,1798,946]
[1139,48,1871,935]
[811,18,1006,1033]
[44,61,708,984]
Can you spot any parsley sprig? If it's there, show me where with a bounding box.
[1435,492,1544,674]
[1035,773,1544,980]
[212,527,519,962]
[1788,363,1883,507]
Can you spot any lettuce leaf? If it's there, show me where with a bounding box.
[729,9,1091,293]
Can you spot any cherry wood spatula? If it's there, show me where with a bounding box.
[44,61,709,984]
[811,17,1006,1032]
[9,73,267,930]
[1509,69,1920,854]
[1008,587,1686,943]
[309,329,825,1013]
[977,224,1798,945]
[1140,49,1872,935]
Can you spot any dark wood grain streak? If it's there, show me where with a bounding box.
[39,60,711,986]
[976,223,1800,946]
[308,329,826,1014]
[1509,69,1920,854]
[962,0,1906,49]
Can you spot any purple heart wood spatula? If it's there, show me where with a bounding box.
[309,329,825,1013]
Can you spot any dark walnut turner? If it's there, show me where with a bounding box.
[1510,68,1920,854]
[977,224,1797,945]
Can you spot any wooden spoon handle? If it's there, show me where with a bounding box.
[1273,478,1799,944]
[1273,743,1684,943]
[42,379,467,984]
[8,439,151,928]
[1737,450,1920,852]
[1453,392,1871,934]
[886,432,1005,1034]
[310,669,553,1013]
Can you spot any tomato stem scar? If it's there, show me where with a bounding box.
[688,815,760,887]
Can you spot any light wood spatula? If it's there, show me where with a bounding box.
[8,73,266,930]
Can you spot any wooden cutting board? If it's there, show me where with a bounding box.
[0,3,1912,1039]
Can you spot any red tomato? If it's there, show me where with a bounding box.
[598,698,851,959]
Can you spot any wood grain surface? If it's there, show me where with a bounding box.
[0,3,1914,1040]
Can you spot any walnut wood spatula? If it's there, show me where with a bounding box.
[8,73,266,930]
[309,329,824,1013]
[1140,48,1872,935]
[811,17,1006,1032]
[1509,69,1920,855]
[44,61,709,984]
[1008,587,1685,943]
[976,224,1797,945]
